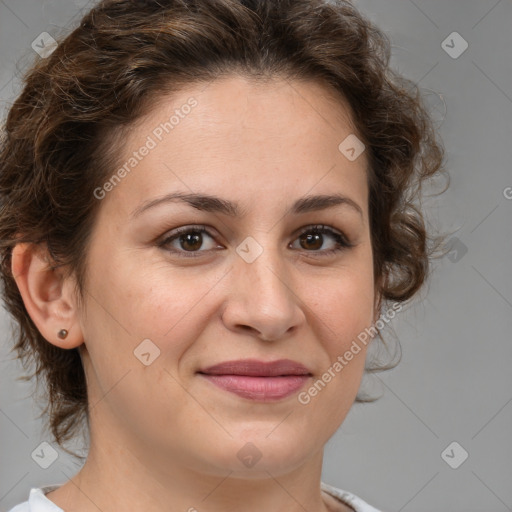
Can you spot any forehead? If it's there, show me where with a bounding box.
[99,75,369,220]
[146,74,360,142]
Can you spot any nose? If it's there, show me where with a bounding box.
[221,239,306,342]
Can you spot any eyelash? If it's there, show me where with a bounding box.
[158,224,354,259]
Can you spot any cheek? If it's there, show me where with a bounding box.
[308,256,375,392]
[312,260,375,344]
[82,249,225,367]
[303,279,373,425]
[78,258,213,434]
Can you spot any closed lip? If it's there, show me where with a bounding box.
[198,358,312,377]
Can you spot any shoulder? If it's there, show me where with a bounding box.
[321,481,384,512]
[7,486,64,512]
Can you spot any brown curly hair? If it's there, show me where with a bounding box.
[0,0,447,455]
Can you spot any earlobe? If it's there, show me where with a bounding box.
[11,243,83,349]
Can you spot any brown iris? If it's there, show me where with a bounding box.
[299,231,323,251]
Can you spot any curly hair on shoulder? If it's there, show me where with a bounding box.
[0,0,447,455]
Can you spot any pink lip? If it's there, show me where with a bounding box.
[198,359,312,401]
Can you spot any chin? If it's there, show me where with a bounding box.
[197,429,318,478]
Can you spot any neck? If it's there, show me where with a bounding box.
[46,421,339,512]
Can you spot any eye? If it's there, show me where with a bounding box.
[289,224,353,256]
[158,224,353,258]
[158,225,220,257]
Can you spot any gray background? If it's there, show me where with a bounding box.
[1,1,511,511]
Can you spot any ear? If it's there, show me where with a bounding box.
[11,242,83,349]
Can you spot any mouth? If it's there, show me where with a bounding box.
[197,359,313,401]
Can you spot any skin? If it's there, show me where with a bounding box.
[12,75,380,512]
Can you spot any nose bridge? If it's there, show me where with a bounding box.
[226,231,303,339]
[237,232,292,304]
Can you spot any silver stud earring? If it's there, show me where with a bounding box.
[58,329,69,339]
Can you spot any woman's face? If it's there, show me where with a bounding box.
[78,75,377,478]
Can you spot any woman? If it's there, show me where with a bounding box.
[1,0,446,510]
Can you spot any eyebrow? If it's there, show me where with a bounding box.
[130,191,363,219]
